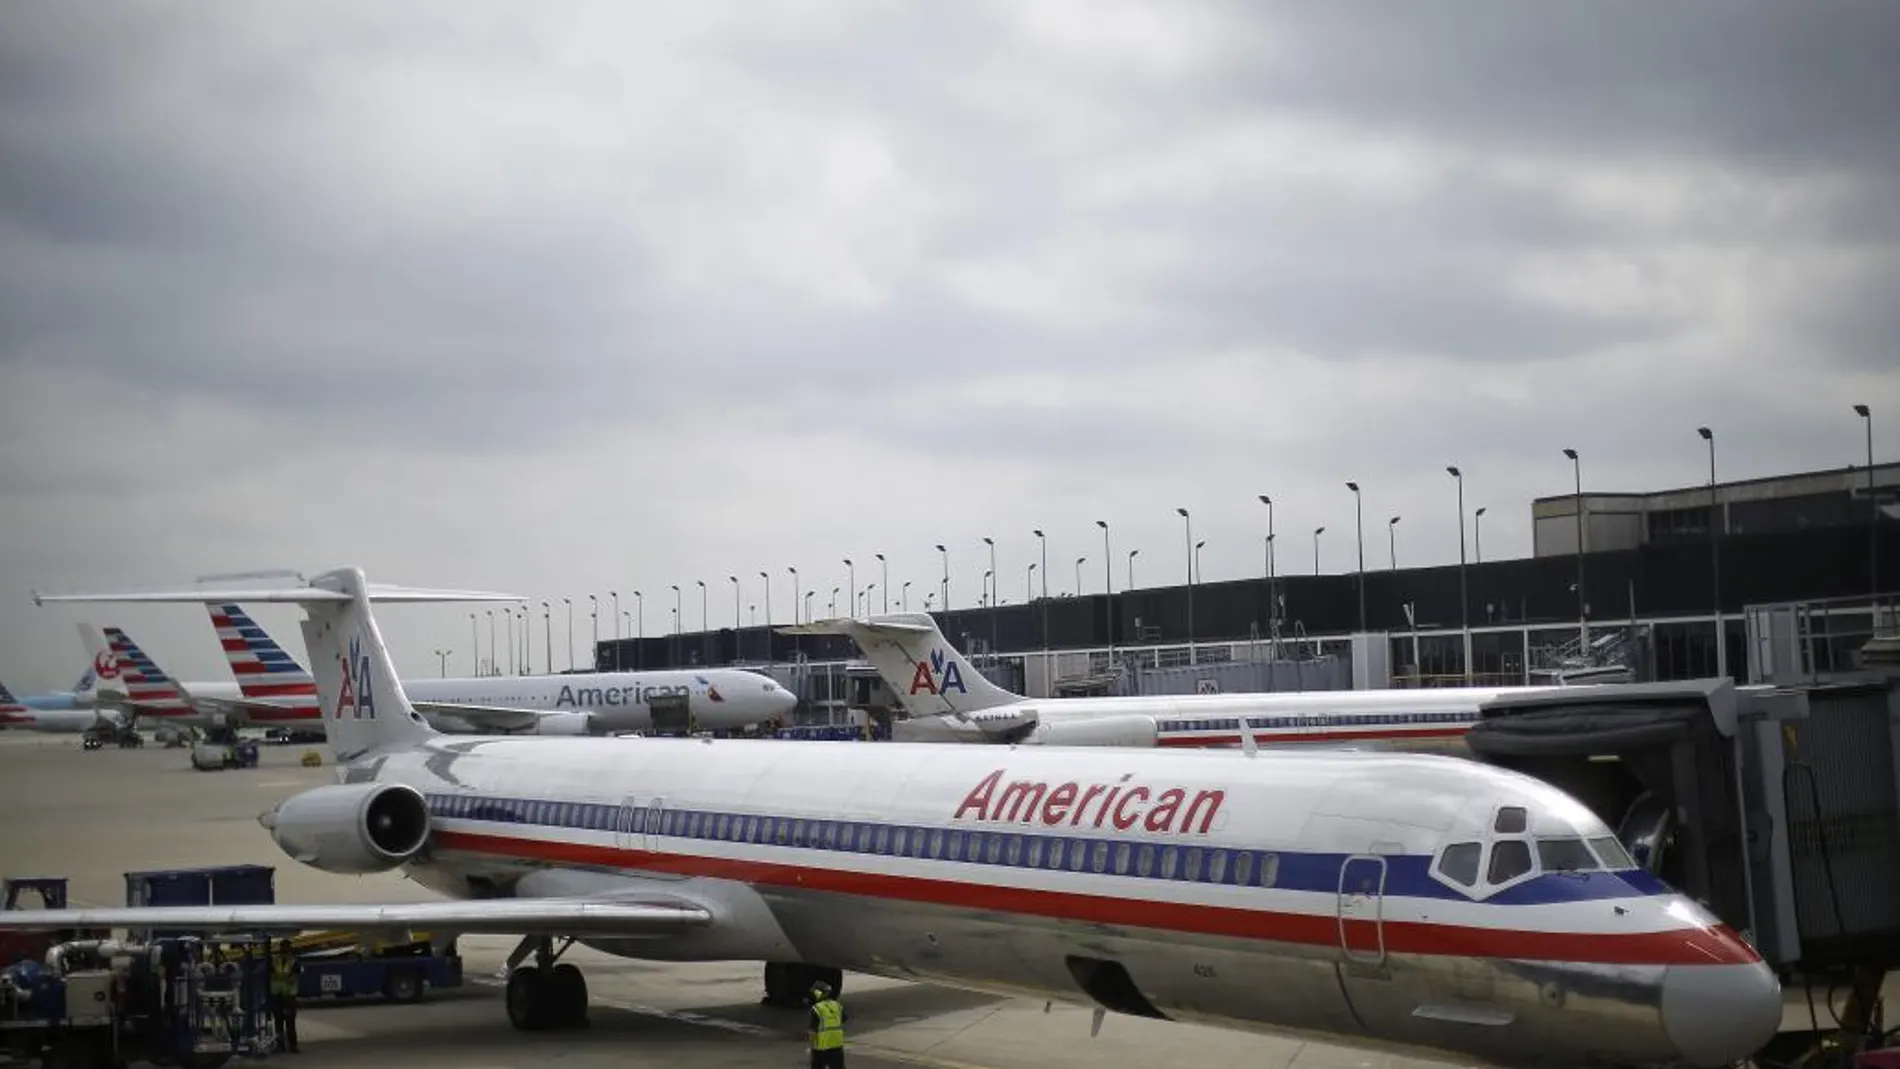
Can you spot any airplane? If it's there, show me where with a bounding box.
[4,568,1783,1069]
[0,632,129,734]
[784,614,1564,751]
[4,625,123,712]
[89,610,796,737]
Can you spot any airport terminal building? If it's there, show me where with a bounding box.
[597,461,1899,721]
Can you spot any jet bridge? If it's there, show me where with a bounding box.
[1464,673,1900,1055]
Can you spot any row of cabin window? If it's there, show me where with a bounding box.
[1163,711,1470,733]
[430,795,1284,888]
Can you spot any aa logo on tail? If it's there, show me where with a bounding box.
[334,635,377,721]
[908,649,967,696]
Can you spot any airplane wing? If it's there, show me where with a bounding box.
[777,618,934,638]
[410,701,546,734]
[0,896,713,937]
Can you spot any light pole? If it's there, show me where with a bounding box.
[787,567,800,625]
[563,597,573,672]
[876,554,888,613]
[1388,516,1401,570]
[1195,540,1205,584]
[759,571,772,632]
[804,590,814,623]
[468,613,477,677]
[505,608,515,675]
[730,576,741,658]
[1259,493,1276,639]
[1448,466,1471,683]
[1698,426,1724,677]
[487,610,496,677]
[611,591,620,640]
[588,594,599,666]
[1563,448,1587,646]
[843,559,855,617]
[434,648,451,677]
[1346,481,1366,633]
[1475,507,1487,563]
[1313,526,1325,574]
[830,586,839,618]
[935,544,948,610]
[902,580,912,611]
[1127,548,1138,590]
[1075,556,1085,596]
[1026,563,1036,603]
[633,591,643,670]
[1032,529,1048,599]
[542,600,552,673]
[1177,507,1194,656]
[670,585,681,666]
[696,578,707,639]
[1855,404,1876,601]
[982,538,997,611]
[1096,520,1112,649]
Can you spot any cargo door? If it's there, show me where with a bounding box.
[1336,855,1387,966]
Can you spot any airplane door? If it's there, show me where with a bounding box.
[1336,855,1387,966]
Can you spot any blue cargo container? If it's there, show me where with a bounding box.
[124,865,276,939]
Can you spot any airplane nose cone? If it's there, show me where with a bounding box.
[1660,963,1782,1067]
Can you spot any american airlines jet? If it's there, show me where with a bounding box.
[9,568,1781,1069]
[93,610,795,737]
[786,614,1563,751]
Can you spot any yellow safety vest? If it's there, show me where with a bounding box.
[810,999,845,1050]
[270,955,297,997]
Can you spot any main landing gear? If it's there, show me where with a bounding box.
[503,936,590,1031]
[761,962,844,1008]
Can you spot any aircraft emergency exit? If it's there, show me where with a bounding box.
[784,614,1559,750]
[7,568,1782,1069]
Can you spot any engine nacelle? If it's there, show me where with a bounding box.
[1024,715,1160,748]
[264,782,432,875]
[531,711,595,736]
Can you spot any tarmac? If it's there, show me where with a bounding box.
[0,731,1866,1069]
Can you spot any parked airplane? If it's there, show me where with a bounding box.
[4,626,122,712]
[0,631,127,733]
[785,614,1562,751]
[9,568,1781,1069]
[89,610,795,737]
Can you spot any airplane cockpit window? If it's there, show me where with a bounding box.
[1486,839,1533,884]
[1493,806,1527,834]
[1589,835,1637,870]
[1535,837,1600,873]
[1435,841,1482,887]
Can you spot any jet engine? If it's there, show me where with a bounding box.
[262,782,432,875]
[531,711,595,736]
[1023,715,1160,748]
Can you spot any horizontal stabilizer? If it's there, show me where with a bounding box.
[412,701,545,733]
[35,578,520,607]
[0,896,714,936]
[776,616,934,637]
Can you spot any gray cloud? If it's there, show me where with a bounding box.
[2,0,1897,688]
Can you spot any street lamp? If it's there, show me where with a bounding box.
[935,544,948,610]
[830,585,840,618]
[1031,529,1048,600]
[729,575,741,637]
[1475,507,1487,564]
[588,594,599,664]
[542,599,553,673]
[633,591,643,669]
[1698,427,1724,676]
[467,613,477,677]
[1388,515,1401,570]
[1313,526,1325,573]
[434,648,451,677]
[487,610,496,677]
[1448,466,1471,683]
[902,579,912,611]
[1195,539,1205,584]
[1026,564,1036,603]
[787,567,800,625]
[696,580,707,641]
[611,591,620,640]
[1345,482,1366,632]
[1095,520,1112,649]
[562,598,573,672]
[759,571,772,630]
[1177,507,1195,655]
[1855,404,1876,600]
[1075,556,1086,596]
[1563,448,1586,645]
[875,553,888,614]
[982,538,997,611]
[670,585,681,665]
[843,559,855,617]
[1259,494,1276,638]
[1127,548,1138,590]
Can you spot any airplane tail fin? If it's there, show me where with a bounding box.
[777,612,1021,717]
[101,627,193,715]
[35,570,519,760]
[0,679,30,725]
[207,602,317,700]
[74,623,119,697]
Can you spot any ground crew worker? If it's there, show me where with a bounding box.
[269,940,301,1054]
[806,980,847,1068]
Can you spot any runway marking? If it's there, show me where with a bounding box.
[466,977,1001,1067]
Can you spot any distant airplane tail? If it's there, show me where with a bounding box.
[74,623,120,698]
[207,602,317,700]
[101,627,194,716]
[0,679,30,725]
[777,612,1021,717]
[35,571,517,761]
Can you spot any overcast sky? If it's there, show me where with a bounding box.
[3,0,1897,691]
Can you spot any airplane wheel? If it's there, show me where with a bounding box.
[546,963,589,1029]
[505,966,546,1031]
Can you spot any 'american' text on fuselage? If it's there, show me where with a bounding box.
[954,769,1226,836]
[554,683,690,709]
